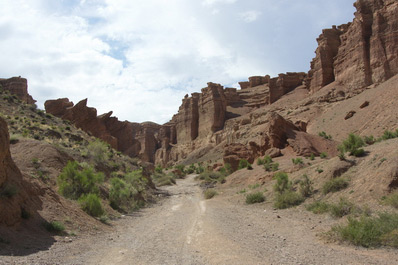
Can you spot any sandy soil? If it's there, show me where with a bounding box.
[1,175,398,265]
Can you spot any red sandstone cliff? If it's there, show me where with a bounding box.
[308,0,398,92]
[0,77,36,104]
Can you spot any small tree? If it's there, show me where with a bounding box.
[339,133,365,157]
[273,172,291,194]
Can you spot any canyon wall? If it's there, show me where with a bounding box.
[308,0,398,92]
[0,77,36,104]
[44,0,398,167]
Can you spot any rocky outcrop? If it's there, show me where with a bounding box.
[223,143,255,171]
[309,0,398,91]
[0,117,32,226]
[198,83,227,138]
[307,25,348,92]
[172,93,199,143]
[45,98,161,163]
[268,73,306,104]
[248,76,269,87]
[0,77,36,104]
[262,112,338,157]
[238,81,250,90]
[239,75,270,89]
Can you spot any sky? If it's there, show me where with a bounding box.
[0,0,356,124]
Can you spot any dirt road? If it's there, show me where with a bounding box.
[2,175,398,265]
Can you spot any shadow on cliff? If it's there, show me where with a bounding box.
[0,178,58,256]
[0,216,57,256]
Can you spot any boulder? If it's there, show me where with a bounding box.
[223,143,255,171]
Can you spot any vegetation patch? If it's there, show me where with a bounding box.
[332,212,398,248]
[382,192,398,209]
[43,221,65,233]
[204,189,217,199]
[274,191,304,209]
[197,170,228,185]
[109,170,147,212]
[245,192,265,204]
[322,177,349,194]
[78,193,104,217]
[292,157,304,166]
[329,197,359,218]
[298,174,313,198]
[338,133,365,157]
[318,131,332,140]
[238,159,252,170]
[58,161,104,200]
[306,201,330,214]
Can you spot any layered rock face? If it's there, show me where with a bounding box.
[0,77,36,104]
[307,25,348,92]
[198,83,227,138]
[0,117,31,226]
[268,73,306,104]
[44,98,160,163]
[309,0,398,91]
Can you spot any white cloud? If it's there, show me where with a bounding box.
[0,0,356,124]
[202,0,237,6]
[239,11,261,23]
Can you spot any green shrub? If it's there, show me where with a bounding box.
[155,165,163,174]
[257,158,264,165]
[109,177,132,210]
[381,130,398,141]
[44,221,65,233]
[195,164,205,174]
[245,192,265,204]
[329,197,358,218]
[204,189,217,199]
[87,139,109,164]
[263,156,279,172]
[198,171,226,185]
[9,134,20,144]
[292,158,304,165]
[322,177,349,194]
[363,135,375,145]
[306,201,330,214]
[58,161,104,200]
[332,212,398,248]
[186,164,196,174]
[338,133,365,157]
[238,159,251,170]
[320,152,328,159]
[174,165,185,174]
[299,174,313,198]
[318,131,332,140]
[274,191,304,209]
[383,192,398,209]
[78,193,104,217]
[309,153,315,160]
[273,172,291,194]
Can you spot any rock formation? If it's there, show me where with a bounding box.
[44,98,160,163]
[45,0,397,167]
[0,77,36,104]
[268,73,306,104]
[0,117,32,226]
[308,0,398,91]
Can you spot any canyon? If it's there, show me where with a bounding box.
[38,0,398,168]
